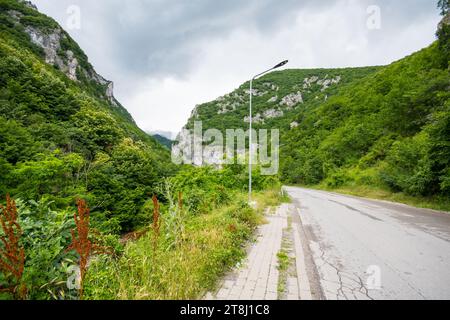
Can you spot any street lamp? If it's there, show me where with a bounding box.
[249,60,288,205]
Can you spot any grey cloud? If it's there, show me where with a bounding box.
[32,0,439,79]
[32,0,332,78]
[30,0,442,134]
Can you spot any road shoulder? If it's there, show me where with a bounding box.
[205,203,316,300]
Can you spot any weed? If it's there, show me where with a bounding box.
[276,249,290,296]
[151,195,162,255]
[67,199,110,299]
[0,195,26,299]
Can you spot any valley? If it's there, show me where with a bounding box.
[0,0,449,301]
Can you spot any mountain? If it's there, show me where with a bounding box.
[0,0,176,232]
[149,130,175,140]
[179,16,450,199]
[152,134,173,150]
[280,19,449,198]
[183,66,381,134]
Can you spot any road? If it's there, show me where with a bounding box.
[284,186,450,300]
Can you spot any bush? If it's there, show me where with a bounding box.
[325,170,352,188]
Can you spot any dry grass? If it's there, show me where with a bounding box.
[0,195,26,299]
[67,199,112,299]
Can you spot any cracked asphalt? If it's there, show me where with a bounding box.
[284,186,450,300]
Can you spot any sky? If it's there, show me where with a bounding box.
[31,0,442,138]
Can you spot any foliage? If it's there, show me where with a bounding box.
[0,0,177,233]
[82,161,283,300]
[185,67,380,136]
[1,197,75,300]
[438,0,449,15]
[152,134,173,150]
[84,189,281,300]
[280,40,450,199]
[0,196,122,300]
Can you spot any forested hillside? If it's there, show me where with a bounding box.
[152,134,173,150]
[0,0,176,233]
[281,21,450,200]
[185,66,380,134]
[0,0,279,300]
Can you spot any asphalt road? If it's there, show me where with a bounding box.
[284,186,450,300]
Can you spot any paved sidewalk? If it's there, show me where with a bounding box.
[205,203,312,300]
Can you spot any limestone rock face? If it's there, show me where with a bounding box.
[66,50,79,81]
[25,26,62,65]
[263,82,279,91]
[267,96,278,103]
[438,12,450,30]
[214,91,246,115]
[280,92,303,108]
[303,75,341,91]
[303,76,319,88]
[263,108,284,119]
[244,113,264,124]
[106,82,117,106]
[25,26,82,83]
[89,72,117,105]
[245,89,267,97]
[13,10,120,107]
[19,0,37,10]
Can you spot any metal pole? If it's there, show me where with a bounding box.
[247,61,288,205]
[249,79,253,203]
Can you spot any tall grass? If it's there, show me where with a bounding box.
[84,190,281,300]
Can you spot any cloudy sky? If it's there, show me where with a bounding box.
[31,0,441,137]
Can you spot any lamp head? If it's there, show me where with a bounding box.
[273,60,289,69]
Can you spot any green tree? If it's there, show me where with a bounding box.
[438,0,449,15]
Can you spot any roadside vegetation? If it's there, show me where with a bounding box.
[84,188,283,300]
[83,167,283,300]
[0,163,283,300]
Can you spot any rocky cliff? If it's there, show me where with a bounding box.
[1,0,127,116]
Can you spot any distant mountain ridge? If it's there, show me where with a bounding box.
[149,130,175,140]
[152,134,173,150]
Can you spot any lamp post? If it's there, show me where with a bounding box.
[249,60,288,205]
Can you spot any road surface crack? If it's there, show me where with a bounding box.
[314,239,374,300]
